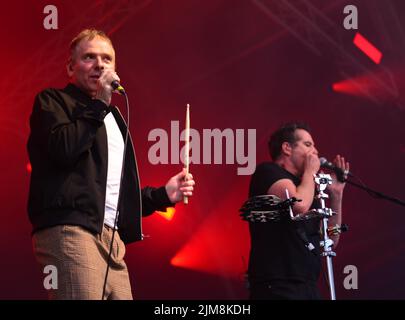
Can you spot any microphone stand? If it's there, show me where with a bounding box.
[344,179,405,207]
[322,156,405,208]
[314,173,336,300]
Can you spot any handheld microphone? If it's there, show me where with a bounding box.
[319,157,352,180]
[111,80,125,94]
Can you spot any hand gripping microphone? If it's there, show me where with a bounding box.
[111,80,125,95]
[319,157,352,180]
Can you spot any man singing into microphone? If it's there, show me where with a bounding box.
[247,122,349,299]
[27,29,195,299]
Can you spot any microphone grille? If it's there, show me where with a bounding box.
[319,157,327,165]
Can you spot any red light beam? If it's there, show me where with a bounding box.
[353,32,383,65]
[157,207,176,221]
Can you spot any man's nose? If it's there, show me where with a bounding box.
[94,56,105,70]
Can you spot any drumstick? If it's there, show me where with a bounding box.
[285,189,294,219]
[184,104,190,204]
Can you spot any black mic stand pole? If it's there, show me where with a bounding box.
[344,179,405,207]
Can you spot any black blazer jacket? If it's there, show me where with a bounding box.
[27,83,172,244]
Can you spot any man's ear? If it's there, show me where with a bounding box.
[281,142,292,156]
[66,59,74,77]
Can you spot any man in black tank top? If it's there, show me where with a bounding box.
[247,122,349,299]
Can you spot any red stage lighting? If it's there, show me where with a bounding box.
[332,79,365,96]
[353,32,382,64]
[157,207,176,221]
[170,180,250,278]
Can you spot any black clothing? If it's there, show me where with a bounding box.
[249,279,321,300]
[247,162,321,298]
[27,83,172,244]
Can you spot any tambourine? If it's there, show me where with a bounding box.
[240,195,299,222]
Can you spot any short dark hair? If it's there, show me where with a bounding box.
[268,122,311,160]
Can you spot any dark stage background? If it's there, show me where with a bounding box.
[1,0,405,300]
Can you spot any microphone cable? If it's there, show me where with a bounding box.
[101,89,130,300]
